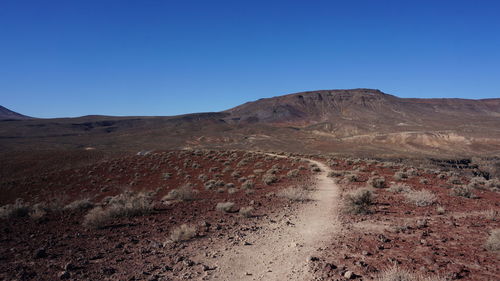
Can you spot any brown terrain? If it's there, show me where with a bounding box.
[1,89,499,280]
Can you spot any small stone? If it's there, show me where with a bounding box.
[34,248,47,259]
[344,270,354,279]
[202,264,216,271]
[183,259,195,267]
[59,271,70,279]
[309,256,320,262]
[64,262,76,271]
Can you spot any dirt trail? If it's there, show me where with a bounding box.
[197,158,341,280]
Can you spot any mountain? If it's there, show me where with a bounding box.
[224,88,500,129]
[1,89,500,157]
[0,105,32,120]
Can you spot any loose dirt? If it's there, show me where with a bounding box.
[196,158,341,280]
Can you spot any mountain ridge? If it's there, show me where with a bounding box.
[0,105,32,120]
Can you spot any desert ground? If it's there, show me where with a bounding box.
[1,90,499,280]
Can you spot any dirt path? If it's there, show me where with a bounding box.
[196,158,341,280]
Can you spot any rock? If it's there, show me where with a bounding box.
[102,267,116,276]
[34,248,47,259]
[344,270,354,279]
[183,259,195,267]
[64,262,76,271]
[245,272,252,276]
[325,263,337,270]
[308,256,320,262]
[243,241,252,246]
[202,264,216,271]
[58,271,70,279]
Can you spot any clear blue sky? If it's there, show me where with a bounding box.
[1,0,499,118]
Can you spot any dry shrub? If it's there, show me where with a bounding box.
[83,191,154,228]
[369,177,386,188]
[287,169,299,178]
[82,207,108,228]
[377,266,446,281]
[163,184,196,201]
[346,172,359,182]
[468,177,486,189]
[277,187,309,201]
[328,170,344,177]
[29,204,47,220]
[483,209,498,221]
[394,171,408,181]
[216,202,235,213]
[405,190,436,207]
[262,174,278,185]
[0,199,31,219]
[64,198,94,211]
[311,166,321,172]
[239,206,254,218]
[448,176,462,185]
[241,180,254,189]
[344,188,373,214]
[388,183,411,193]
[170,224,197,242]
[436,206,446,215]
[451,185,474,198]
[486,178,500,191]
[228,188,238,194]
[485,228,500,252]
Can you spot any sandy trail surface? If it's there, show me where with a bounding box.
[196,157,341,281]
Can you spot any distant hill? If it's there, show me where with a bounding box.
[224,89,500,131]
[1,89,499,157]
[0,105,32,120]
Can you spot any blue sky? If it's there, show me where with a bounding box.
[1,0,499,118]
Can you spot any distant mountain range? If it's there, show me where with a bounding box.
[1,89,499,157]
[0,105,32,120]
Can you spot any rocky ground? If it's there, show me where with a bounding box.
[0,150,313,280]
[1,150,499,281]
[311,158,500,281]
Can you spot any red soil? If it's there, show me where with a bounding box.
[0,150,313,281]
[311,159,500,281]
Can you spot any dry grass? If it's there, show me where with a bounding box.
[239,206,254,217]
[83,191,154,228]
[346,172,359,182]
[344,188,373,214]
[394,171,408,181]
[368,177,386,188]
[0,199,31,219]
[64,198,94,211]
[170,224,197,242]
[163,184,196,201]
[262,173,278,185]
[483,209,498,221]
[327,170,344,177]
[485,228,500,252]
[405,190,437,207]
[287,169,299,178]
[451,185,475,198]
[388,183,411,193]
[277,187,309,201]
[241,180,254,189]
[216,202,235,213]
[377,266,446,281]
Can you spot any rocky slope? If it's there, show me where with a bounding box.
[0,105,31,120]
[1,89,499,157]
